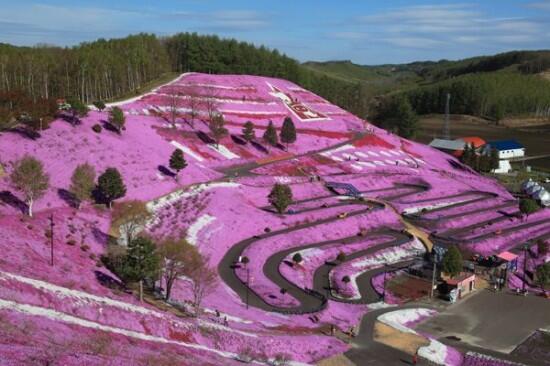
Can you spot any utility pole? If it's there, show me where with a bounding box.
[430,256,437,299]
[49,213,55,267]
[522,243,529,294]
[246,267,250,309]
[382,269,387,302]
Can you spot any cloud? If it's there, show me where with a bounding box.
[527,1,550,10]
[348,4,543,50]
[208,10,270,31]
[383,37,444,49]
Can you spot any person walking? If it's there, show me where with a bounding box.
[412,350,418,365]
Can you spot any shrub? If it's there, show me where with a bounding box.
[342,275,351,283]
[292,253,302,263]
[92,124,102,133]
[66,239,76,246]
[336,251,346,262]
[80,244,90,252]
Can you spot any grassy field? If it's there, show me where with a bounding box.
[413,114,550,170]
[106,72,180,103]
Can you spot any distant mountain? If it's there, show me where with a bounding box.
[304,51,550,120]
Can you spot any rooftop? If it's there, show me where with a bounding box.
[488,140,524,151]
[429,138,466,151]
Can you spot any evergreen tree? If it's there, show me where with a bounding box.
[67,98,89,125]
[280,117,296,148]
[242,121,255,141]
[519,198,539,218]
[109,107,125,133]
[441,245,463,278]
[93,100,106,112]
[69,163,96,209]
[97,167,126,208]
[124,235,159,301]
[169,148,187,180]
[536,263,550,291]
[268,183,293,214]
[208,114,228,148]
[373,96,418,138]
[263,120,278,146]
[10,156,50,217]
[461,143,472,166]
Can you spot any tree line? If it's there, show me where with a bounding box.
[403,72,550,120]
[0,32,368,124]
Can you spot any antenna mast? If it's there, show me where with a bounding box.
[443,93,451,140]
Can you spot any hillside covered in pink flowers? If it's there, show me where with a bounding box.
[0,72,548,366]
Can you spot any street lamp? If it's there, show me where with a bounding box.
[241,256,250,309]
[382,269,387,302]
[523,243,530,290]
[49,214,55,267]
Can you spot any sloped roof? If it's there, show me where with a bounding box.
[457,136,486,148]
[429,139,466,151]
[497,251,518,262]
[488,140,524,151]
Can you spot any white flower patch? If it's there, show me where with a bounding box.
[0,298,245,361]
[147,182,240,212]
[186,214,217,246]
[402,197,475,215]
[378,308,436,333]
[377,307,456,365]
[368,301,397,310]
[274,176,292,184]
[351,239,425,269]
[291,247,324,262]
[207,144,240,160]
[419,339,449,365]
[170,141,204,162]
[358,162,376,168]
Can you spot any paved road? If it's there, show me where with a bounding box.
[417,289,550,365]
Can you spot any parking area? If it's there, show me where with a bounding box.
[416,289,550,353]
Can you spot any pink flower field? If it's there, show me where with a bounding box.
[1,72,549,365]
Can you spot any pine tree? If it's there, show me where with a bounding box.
[69,163,96,209]
[97,167,126,208]
[280,117,296,148]
[124,235,159,301]
[93,101,106,112]
[169,149,187,180]
[461,143,472,166]
[268,183,293,214]
[242,121,255,141]
[208,114,228,148]
[263,120,278,147]
[109,107,126,133]
[441,245,463,278]
[67,98,89,125]
[10,156,50,217]
[519,198,539,218]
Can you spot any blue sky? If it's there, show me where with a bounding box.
[1,0,550,64]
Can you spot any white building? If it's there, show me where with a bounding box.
[485,140,525,174]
